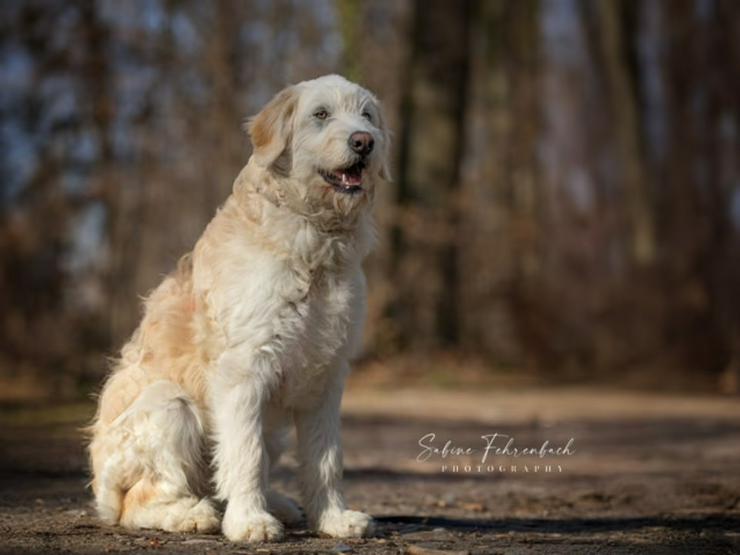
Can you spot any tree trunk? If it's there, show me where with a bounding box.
[595,0,657,267]
[390,0,473,349]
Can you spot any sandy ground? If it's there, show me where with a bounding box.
[1,386,739,554]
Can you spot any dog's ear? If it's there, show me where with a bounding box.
[246,86,298,171]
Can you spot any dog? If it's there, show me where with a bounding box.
[88,74,389,542]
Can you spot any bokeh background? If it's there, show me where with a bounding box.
[1,0,739,400]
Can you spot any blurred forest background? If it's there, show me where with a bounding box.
[1,0,738,399]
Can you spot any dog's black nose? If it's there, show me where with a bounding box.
[349,132,374,155]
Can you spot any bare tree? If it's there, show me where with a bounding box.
[390,0,473,348]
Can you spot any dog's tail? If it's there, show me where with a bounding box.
[89,423,145,525]
[94,452,128,524]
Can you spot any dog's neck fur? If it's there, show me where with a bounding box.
[231,161,376,274]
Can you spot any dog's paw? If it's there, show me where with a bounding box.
[317,509,375,538]
[163,498,220,533]
[267,490,304,527]
[222,508,284,543]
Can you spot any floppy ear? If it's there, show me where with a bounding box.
[246,85,298,170]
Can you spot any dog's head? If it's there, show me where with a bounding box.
[247,75,390,217]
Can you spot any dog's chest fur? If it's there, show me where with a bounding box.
[265,254,363,406]
[194,196,368,409]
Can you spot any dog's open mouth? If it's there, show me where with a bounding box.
[319,160,366,194]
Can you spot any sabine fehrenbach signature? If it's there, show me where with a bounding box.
[417,432,576,464]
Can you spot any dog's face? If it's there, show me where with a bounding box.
[248,75,390,216]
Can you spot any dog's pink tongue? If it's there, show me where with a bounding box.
[340,170,362,186]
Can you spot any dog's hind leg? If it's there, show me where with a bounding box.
[91,380,219,533]
[266,489,303,526]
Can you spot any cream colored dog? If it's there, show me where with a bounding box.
[88,75,389,542]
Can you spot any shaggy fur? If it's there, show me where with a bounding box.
[88,75,389,542]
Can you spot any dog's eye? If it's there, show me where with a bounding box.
[314,110,329,120]
[362,110,373,122]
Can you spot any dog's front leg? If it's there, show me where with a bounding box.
[211,350,284,543]
[294,368,374,538]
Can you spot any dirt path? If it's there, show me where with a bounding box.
[1,387,739,554]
